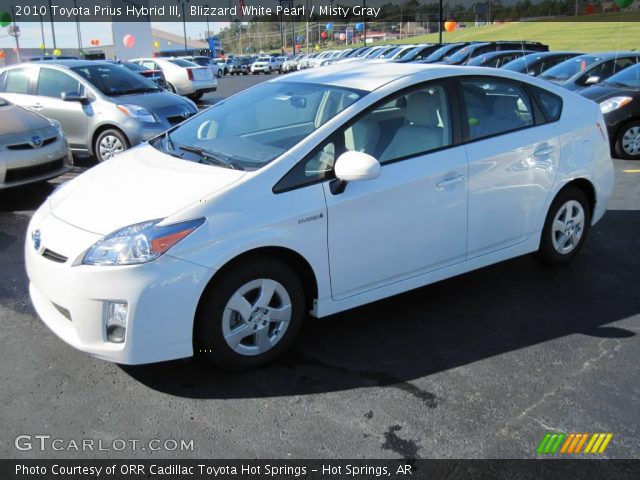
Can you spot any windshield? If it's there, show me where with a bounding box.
[445,46,477,64]
[425,44,462,62]
[398,46,422,60]
[539,55,598,81]
[501,55,533,72]
[257,57,271,62]
[71,63,160,96]
[169,59,198,68]
[370,47,394,59]
[190,57,210,66]
[381,47,402,58]
[156,82,365,171]
[605,63,640,88]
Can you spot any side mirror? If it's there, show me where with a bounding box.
[62,92,89,104]
[334,151,381,182]
[585,75,600,85]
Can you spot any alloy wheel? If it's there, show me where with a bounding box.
[622,126,640,157]
[221,278,292,356]
[99,135,125,161]
[551,200,586,255]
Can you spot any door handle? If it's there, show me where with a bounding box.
[534,145,554,158]
[436,175,464,190]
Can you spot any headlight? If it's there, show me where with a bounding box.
[599,96,632,114]
[83,218,205,266]
[116,104,157,123]
[49,119,63,133]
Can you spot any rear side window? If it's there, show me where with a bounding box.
[529,86,563,123]
[461,78,534,141]
[2,69,31,94]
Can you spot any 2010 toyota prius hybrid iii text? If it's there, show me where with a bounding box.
[25,63,614,369]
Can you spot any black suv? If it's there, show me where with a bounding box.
[442,41,549,66]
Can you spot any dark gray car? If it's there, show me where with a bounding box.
[0,60,199,162]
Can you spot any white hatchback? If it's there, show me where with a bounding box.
[26,63,614,369]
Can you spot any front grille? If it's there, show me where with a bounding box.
[42,248,68,263]
[4,159,64,183]
[167,113,193,125]
[52,302,72,321]
[7,137,57,150]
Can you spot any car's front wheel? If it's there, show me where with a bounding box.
[94,129,129,162]
[195,257,305,370]
[614,120,640,160]
[536,186,591,266]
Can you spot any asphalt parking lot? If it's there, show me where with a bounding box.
[0,73,639,460]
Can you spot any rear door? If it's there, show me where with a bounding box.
[0,66,38,109]
[321,81,468,299]
[459,76,561,259]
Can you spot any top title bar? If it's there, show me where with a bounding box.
[0,0,638,23]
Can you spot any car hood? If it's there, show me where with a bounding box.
[49,143,246,235]
[0,103,51,135]
[579,84,638,102]
[109,91,196,115]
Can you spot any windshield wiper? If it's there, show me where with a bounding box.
[603,81,630,88]
[176,144,240,170]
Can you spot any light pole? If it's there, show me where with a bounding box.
[205,4,210,41]
[48,0,57,49]
[38,12,46,51]
[178,0,189,54]
[74,0,83,52]
[438,0,443,44]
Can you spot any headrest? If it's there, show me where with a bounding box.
[406,92,440,127]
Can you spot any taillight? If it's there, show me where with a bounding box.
[187,68,194,80]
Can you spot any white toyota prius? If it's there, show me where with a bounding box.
[26,63,614,369]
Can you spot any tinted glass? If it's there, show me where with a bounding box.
[605,62,640,88]
[71,63,159,95]
[3,69,30,94]
[37,68,81,98]
[539,55,598,81]
[169,59,198,67]
[530,87,563,123]
[461,78,534,140]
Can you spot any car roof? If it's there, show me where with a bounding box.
[271,62,517,92]
[27,59,102,68]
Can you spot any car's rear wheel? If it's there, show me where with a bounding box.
[166,83,177,94]
[195,257,305,370]
[189,92,203,101]
[94,129,129,162]
[216,69,222,78]
[614,120,640,160]
[536,186,591,266]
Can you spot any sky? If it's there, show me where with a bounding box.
[0,21,227,50]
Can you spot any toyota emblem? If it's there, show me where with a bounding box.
[30,136,43,148]
[32,229,41,251]
[181,111,191,119]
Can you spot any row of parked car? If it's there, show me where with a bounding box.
[1,38,640,191]
[284,41,640,160]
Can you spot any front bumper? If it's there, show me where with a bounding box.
[25,205,213,364]
[0,136,72,189]
[251,65,271,72]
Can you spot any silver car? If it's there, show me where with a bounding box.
[130,57,217,100]
[0,60,199,162]
[0,97,72,189]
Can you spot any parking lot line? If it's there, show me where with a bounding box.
[623,169,640,173]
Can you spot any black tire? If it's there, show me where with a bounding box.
[536,186,591,266]
[216,69,222,78]
[166,83,177,94]
[189,92,203,101]
[94,128,129,163]
[614,119,640,160]
[195,257,305,370]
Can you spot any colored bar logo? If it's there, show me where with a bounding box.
[537,432,613,455]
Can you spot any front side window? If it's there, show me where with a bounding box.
[37,68,81,98]
[158,81,364,171]
[461,78,534,140]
